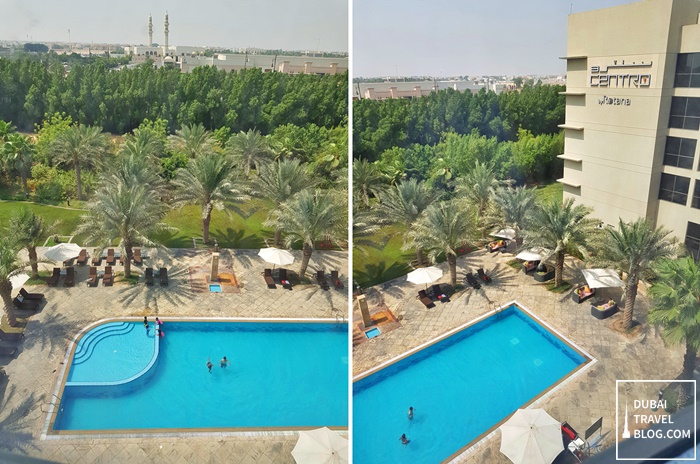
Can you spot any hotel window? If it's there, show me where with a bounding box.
[669,97,700,130]
[663,136,696,169]
[658,173,690,205]
[675,53,700,88]
[686,222,700,261]
[693,181,700,209]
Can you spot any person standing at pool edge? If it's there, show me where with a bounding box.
[408,406,414,420]
[143,316,148,327]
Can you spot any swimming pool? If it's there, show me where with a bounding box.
[353,303,591,464]
[49,319,348,433]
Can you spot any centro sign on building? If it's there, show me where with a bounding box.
[560,0,700,259]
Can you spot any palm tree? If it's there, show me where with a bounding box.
[374,178,439,266]
[0,120,15,142]
[523,198,596,287]
[648,256,700,407]
[603,218,675,330]
[171,154,248,244]
[0,235,27,327]
[9,208,47,278]
[490,185,537,248]
[406,200,477,287]
[3,133,34,198]
[227,129,273,178]
[108,140,164,190]
[167,123,216,158]
[78,183,170,278]
[456,161,510,239]
[252,159,316,246]
[50,124,110,200]
[122,127,164,159]
[353,158,384,209]
[266,189,346,279]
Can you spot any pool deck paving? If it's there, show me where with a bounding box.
[353,247,686,463]
[0,247,348,464]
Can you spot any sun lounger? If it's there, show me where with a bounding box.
[279,268,292,289]
[330,270,344,290]
[91,253,101,266]
[0,330,24,342]
[316,270,329,290]
[19,288,44,300]
[76,249,88,265]
[263,268,276,289]
[63,266,75,287]
[417,289,435,308]
[106,248,116,265]
[103,266,113,286]
[476,268,492,283]
[47,267,60,286]
[159,268,168,286]
[13,297,38,311]
[431,284,449,302]
[87,267,98,287]
[133,248,142,265]
[0,346,17,357]
[465,272,481,289]
[145,267,154,286]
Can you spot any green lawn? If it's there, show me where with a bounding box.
[0,201,86,243]
[532,181,563,203]
[353,224,414,288]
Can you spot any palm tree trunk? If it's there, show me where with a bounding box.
[274,227,282,247]
[554,250,565,287]
[28,246,39,278]
[447,253,457,287]
[124,245,132,278]
[202,203,212,243]
[678,342,697,408]
[299,243,313,279]
[623,276,639,331]
[363,189,370,209]
[75,158,83,201]
[0,280,17,327]
[21,174,28,198]
[415,248,425,266]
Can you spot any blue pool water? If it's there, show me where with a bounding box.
[54,321,348,431]
[365,327,381,339]
[353,305,587,464]
[209,284,222,293]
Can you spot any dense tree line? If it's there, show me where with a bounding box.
[353,84,564,161]
[0,56,348,134]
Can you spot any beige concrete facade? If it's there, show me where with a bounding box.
[560,0,700,252]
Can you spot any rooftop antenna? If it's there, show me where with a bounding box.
[570,3,573,14]
[68,29,71,51]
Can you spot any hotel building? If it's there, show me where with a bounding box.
[560,0,700,258]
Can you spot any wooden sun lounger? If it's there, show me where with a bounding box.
[431,284,449,302]
[263,269,276,288]
[19,288,44,300]
[76,249,88,265]
[13,297,38,311]
[106,248,116,265]
[133,248,142,265]
[91,253,101,266]
[0,330,24,342]
[103,266,113,286]
[330,270,344,290]
[87,267,98,287]
[63,267,75,287]
[145,267,154,286]
[47,267,60,286]
[465,272,481,289]
[279,268,292,289]
[417,289,435,308]
[316,270,329,290]
[159,268,168,286]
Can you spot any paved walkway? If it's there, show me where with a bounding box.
[353,248,685,463]
[0,248,348,464]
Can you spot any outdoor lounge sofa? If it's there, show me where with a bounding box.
[13,297,38,311]
[144,267,154,286]
[63,267,75,287]
[47,267,60,286]
[476,268,492,283]
[465,272,481,289]
[522,260,540,273]
[533,264,555,282]
[103,266,113,286]
[488,240,508,253]
[263,268,276,288]
[316,270,329,290]
[0,346,17,357]
[279,268,292,289]
[76,249,88,265]
[572,285,596,303]
[0,330,24,342]
[330,270,344,290]
[431,284,449,302]
[591,299,618,319]
[106,248,116,265]
[87,267,98,287]
[417,289,435,308]
[19,288,44,301]
[160,268,168,286]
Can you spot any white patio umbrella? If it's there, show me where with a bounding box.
[500,408,564,464]
[406,266,443,288]
[581,268,624,288]
[10,273,29,289]
[43,243,82,263]
[491,228,516,240]
[292,427,348,464]
[258,247,295,269]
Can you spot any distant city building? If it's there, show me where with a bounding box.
[355,80,485,100]
[560,0,700,256]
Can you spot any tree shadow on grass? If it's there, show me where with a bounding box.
[0,385,41,455]
[216,228,265,249]
[354,261,412,289]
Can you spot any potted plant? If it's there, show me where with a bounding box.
[533,263,555,282]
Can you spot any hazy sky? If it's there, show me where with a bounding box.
[354,0,639,77]
[0,0,348,52]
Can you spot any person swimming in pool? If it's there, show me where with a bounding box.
[408,407,414,420]
[400,434,410,445]
[206,358,213,373]
[220,356,230,368]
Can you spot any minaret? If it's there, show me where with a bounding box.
[148,15,153,47]
[164,12,169,56]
